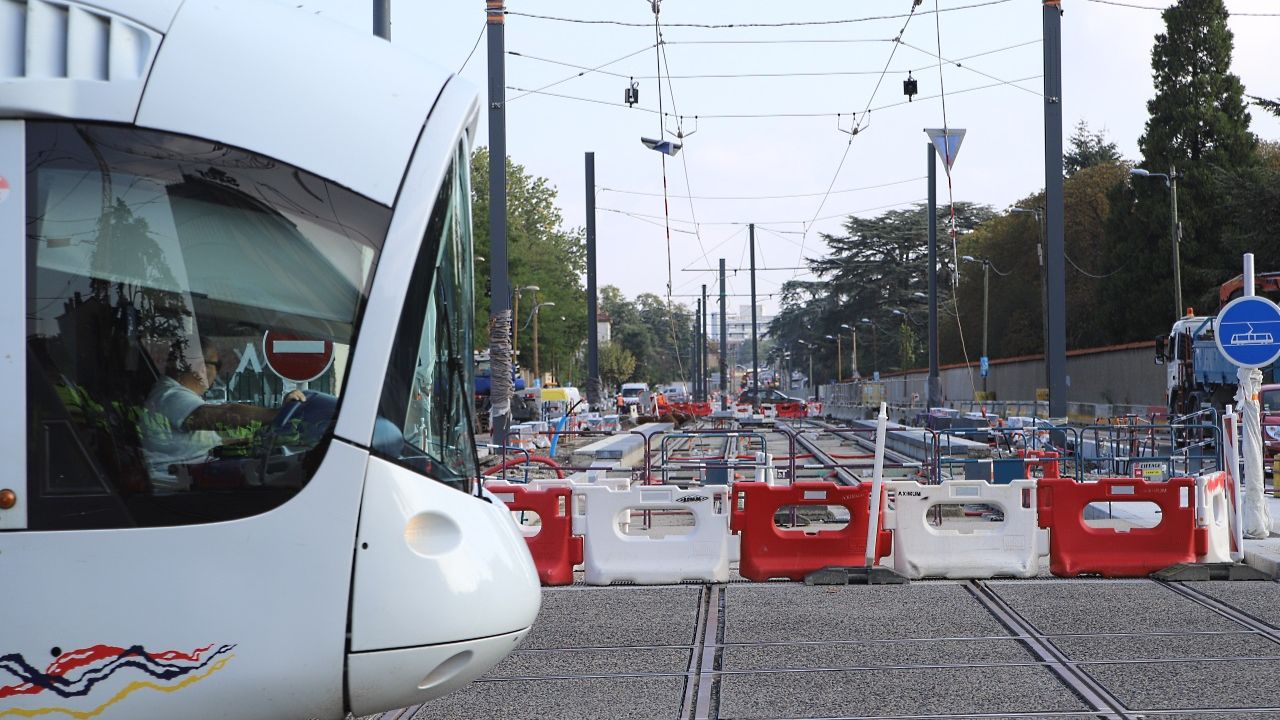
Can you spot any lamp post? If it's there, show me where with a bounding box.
[840,323,857,379]
[825,334,842,383]
[512,285,540,366]
[859,318,879,379]
[961,256,1009,394]
[796,339,814,401]
[522,301,555,383]
[1131,166,1182,319]
[1011,206,1049,396]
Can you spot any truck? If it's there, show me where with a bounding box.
[1156,314,1279,417]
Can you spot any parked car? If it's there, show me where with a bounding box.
[1261,384,1280,472]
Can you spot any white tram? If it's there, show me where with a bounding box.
[0,1,541,718]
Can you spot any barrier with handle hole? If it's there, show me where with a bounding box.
[1037,476,1203,578]
[487,481,582,586]
[1019,449,1061,479]
[730,481,891,582]
[884,478,1046,579]
[1197,471,1233,563]
[571,483,734,585]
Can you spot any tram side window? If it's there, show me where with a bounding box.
[25,122,387,530]
[376,141,479,492]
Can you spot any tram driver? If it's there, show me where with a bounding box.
[141,334,306,491]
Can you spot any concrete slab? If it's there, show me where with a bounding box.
[1084,659,1280,711]
[724,582,1013,643]
[409,676,686,720]
[988,579,1242,635]
[522,586,702,649]
[721,638,1036,671]
[716,665,1090,719]
[1191,580,1280,629]
[1050,632,1280,662]
[490,648,692,678]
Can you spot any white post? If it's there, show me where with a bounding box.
[865,401,889,566]
[1237,253,1273,538]
[1222,405,1244,562]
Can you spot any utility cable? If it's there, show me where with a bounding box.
[598,176,924,201]
[458,22,486,73]
[506,44,655,103]
[506,1,1017,29]
[792,0,925,278]
[1080,0,1280,15]
[899,39,1043,98]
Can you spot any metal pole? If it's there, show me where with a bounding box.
[1038,210,1049,397]
[1043,0,1067,419]
[982,261,989,393]
[533,305,540,382]
[701,283,709,402]
[851,330,859,378]
[809,353,815,402]
[837,336,843,383]
[373,0,390,39]
[486,0,511,445]
[1170,165,1183,318]
[927,144,941,409]
[750,224,760,412]
[585,152,601,409]
[719,259,728,411]
[693,298,701,401]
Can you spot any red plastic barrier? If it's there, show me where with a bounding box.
[730,481,892,582]
[1019,449,1061,479]
[1037,476,1204,578]
[775,402,806,418]
[487,482,583,586]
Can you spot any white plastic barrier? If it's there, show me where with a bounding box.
[572,483,734,584]
[1197,471,1233,564]
[884,479,1046,579]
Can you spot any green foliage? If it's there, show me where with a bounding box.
[1064,121,1122,177]
[599,286,694,387]
[470,148,588,384]
[1247,95,1280,119]
[599,342,637,388]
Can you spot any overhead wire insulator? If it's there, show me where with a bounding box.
[904,72,918,102]
[625,78,639,107]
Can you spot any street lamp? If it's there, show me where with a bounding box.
[522,301,555,383]
[512,285,541,365]
[840,322,857,379]
[1011,206,1049,397]
[858,318,879,379]
[796,339,815,401]
[824,334,842,383]
[960,256,1009,393]
[1131,166,1182,319]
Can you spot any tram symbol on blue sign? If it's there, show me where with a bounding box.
[1214,295,1280,369]
[980,356,989,378]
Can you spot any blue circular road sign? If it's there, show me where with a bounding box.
[1215,295,1280,368]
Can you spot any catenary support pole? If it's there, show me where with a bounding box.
[486,0,512,446]
[927,144,941,409]
[693,298,702,401]
[750,224,760,413]
[719,259,729,411]
[701,283,709,403]
[585,152,602,409]
[1043,0,1067,419]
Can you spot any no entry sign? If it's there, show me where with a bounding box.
[263,331,333,382]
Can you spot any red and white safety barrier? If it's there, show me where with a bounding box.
[884,479,1045,579]
[571,483,734,585]
[487,481,583,586]
[1197,471,1233,564]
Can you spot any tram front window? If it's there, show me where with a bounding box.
[25,122,388,530]
[377,142,478,492]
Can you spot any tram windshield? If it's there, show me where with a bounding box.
[25,122,388,529]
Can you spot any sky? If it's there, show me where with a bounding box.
[300,0,1280,317]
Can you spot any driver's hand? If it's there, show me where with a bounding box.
[285,389,308,403]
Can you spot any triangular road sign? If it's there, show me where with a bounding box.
[924,128,966,170]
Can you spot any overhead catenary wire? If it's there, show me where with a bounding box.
[506,0,1017,29]
[506,44,655,103]
[598,175,925,201]
[1079,0,1280,15]
[457,22,486,73]
[600,197,928,227]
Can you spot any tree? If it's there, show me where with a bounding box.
[470,148,587,383]
[1101,0,1258,341]
[599,342,637,390]
[1247,95,1280,119]
[1064,120,1121,177]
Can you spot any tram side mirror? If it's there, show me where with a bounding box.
[1153,336,1166,365]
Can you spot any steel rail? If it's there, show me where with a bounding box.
[965,580,1131,720]
[677,584,711,720]
[1157,580,1280,645]
[693,585,724,720]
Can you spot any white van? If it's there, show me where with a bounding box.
[620,382,650,408]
